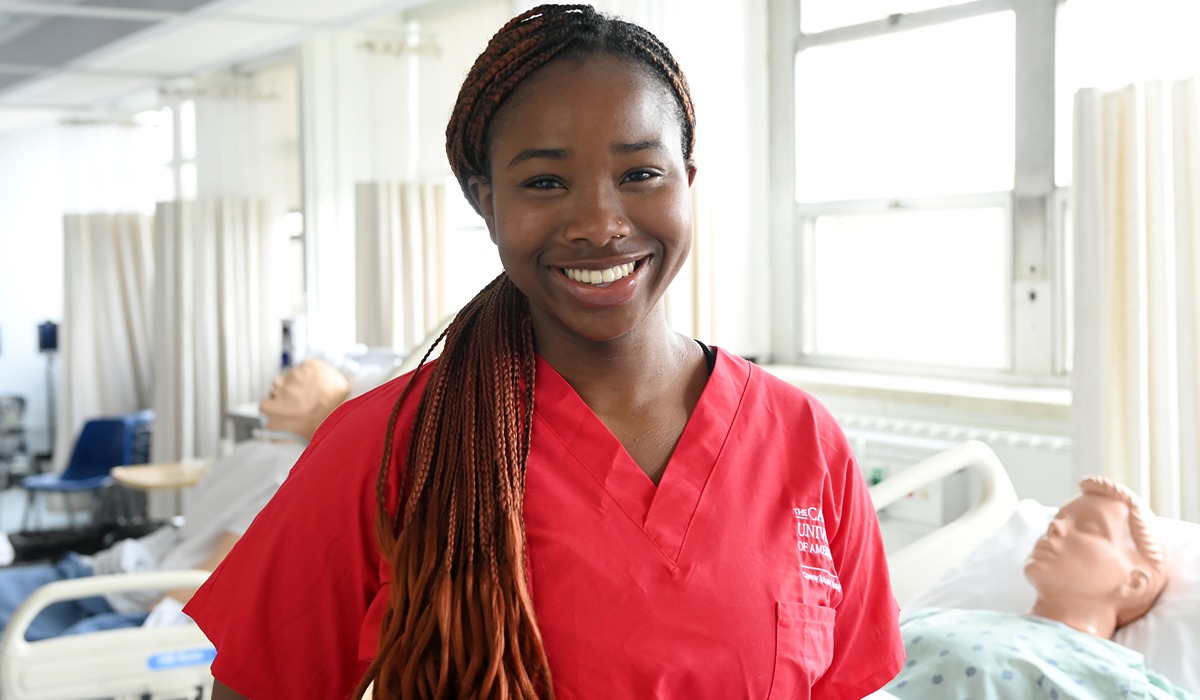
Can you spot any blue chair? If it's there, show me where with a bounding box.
[19,410,153,531]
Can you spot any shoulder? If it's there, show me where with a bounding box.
[269,361,437,518]
[715,349,851,454]
[318,361,437,441]
[300,362,437,465]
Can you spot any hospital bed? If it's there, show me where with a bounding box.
[0,570,214,699]
[0,323,460,700]
[866,440,1200,698]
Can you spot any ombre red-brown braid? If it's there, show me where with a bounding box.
[359,5,697,699]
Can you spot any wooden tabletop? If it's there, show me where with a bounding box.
[111,459,215,491]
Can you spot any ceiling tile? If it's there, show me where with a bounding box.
[0,16,155,66]
[84,18,302,74]
[228,0,417,24]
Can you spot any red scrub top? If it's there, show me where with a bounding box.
[186,350,903,699]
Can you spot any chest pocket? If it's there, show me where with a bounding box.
[766,602,835,700]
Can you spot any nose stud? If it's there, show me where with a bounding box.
[615,218,626,239]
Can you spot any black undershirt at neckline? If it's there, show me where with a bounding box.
[695,339,716,376]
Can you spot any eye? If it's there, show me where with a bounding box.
[622,168,663,184]
[523,176,564,190]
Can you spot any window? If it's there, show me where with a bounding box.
[774,0,1062,381]
[152,99,197,202]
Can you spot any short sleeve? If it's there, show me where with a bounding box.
[813,419,905,698]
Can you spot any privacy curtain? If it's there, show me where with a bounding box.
[56,213,156,466]
[151,76,293,462]
[53,122,160,472]
[344,13,466,354]
[1072,79,1200,521]
[151,199,285,461]
[355,181,446,351]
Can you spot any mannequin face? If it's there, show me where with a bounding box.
[1024,493,1144,602]
[258,359,349,439]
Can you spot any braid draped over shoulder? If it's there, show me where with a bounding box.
[357,274,541,700]
[359,5,697,698]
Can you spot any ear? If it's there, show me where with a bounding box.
[686,160,697,187]
[468,175,498,244]
[1122,567,1152,599]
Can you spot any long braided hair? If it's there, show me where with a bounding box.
[357,5,697,699]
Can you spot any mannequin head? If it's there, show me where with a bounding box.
[258,358,350,441]
[1024,475,1168,638]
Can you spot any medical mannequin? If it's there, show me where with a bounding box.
[1024,474,1168,639]
[257,357,352,441]
[0,358,349,641]
[885,477,1193,700]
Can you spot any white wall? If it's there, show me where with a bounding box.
[0,124,65,456]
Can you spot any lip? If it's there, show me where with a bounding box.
[1030,538,1057,557]
[550,256,649,306]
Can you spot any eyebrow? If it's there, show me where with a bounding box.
[506,140,669,168]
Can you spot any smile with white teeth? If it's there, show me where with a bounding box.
[563,262,636,285]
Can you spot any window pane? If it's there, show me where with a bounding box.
[795,12,1014,202]
[808,207,1009,369]
[179,99,196,161]
[155,164,175,202]
[801,0,980,33]
[180,161,197,201]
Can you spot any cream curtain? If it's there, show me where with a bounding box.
[53,122,159,471]
[151,75,294,461]
[56,213,155,466]
[344,10,477,353]
[1072,79,1200,521]
[355,182,447,350]
[152,199,286,461]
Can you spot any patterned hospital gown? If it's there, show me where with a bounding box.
[885,608,1197,700]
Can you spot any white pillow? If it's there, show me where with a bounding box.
[905,498,1200,695]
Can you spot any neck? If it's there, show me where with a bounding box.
[536,321,697,408]
[1028,598,1118,639]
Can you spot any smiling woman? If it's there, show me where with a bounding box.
[183,5,903,699]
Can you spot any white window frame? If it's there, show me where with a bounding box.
[768,0,1068,386]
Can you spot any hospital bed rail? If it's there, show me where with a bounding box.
[1,569,214,700]
[869,439,1018,607]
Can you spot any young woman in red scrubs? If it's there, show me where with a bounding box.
[186,5,904,698]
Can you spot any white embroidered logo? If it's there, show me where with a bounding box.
[793,506,842,591]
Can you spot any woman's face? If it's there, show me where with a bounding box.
[469,53,696,349]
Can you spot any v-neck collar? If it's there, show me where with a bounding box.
[532,349,749,564]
